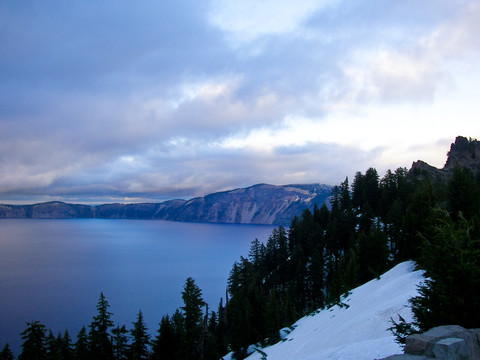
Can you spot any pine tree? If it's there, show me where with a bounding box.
[88,292,114,360]
[19,321,47,360]
[181,277,206,359]
[215,299,229,357]
[447,166,480,220]
[411,210,480,331]
[309,248,325,309]
[264,290,281,344]
[111,325,129,360]
[151,315,179,360]
[73,326,89,360]
[203,311,220,360]
[45,330,61,360]
[129,311,150,360]
[0,344,14,360]
[60,331,73,360]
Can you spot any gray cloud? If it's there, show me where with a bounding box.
[0,0,478,203]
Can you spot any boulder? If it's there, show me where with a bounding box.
[432,338,468,360]
[404,325,466,356]
[384,325,480,360]
[381,355,428,360]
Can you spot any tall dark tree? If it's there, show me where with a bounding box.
[73,326,89,360]
[181,277,206,359]
[357,223,389,283]
[227,258,263,359]
[264,290,281,344]
[0,344,14,360]
[45,331,61,360]
[60,331,73,360]
[215,298,229,357]
[111,325,129,360]
[88,292,114,360]
[411,210,480,331]
[447,166,480,220]
[151,315,179,360]
[129,311,150,360]
[19,321,47,360]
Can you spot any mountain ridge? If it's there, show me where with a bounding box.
[0,183,333,225]
[2,136,478,225]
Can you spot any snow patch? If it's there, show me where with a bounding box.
[241,261,424,360]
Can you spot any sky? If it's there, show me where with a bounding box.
[1,0,479,204]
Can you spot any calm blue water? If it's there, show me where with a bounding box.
[0,219,274,354]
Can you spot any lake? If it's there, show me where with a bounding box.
[0,219,274,354]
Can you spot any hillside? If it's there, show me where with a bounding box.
[229,261,425,360]
[0,183,333,225]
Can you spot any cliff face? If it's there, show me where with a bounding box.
[444,136,480,173]
[0,183,333,225]
[409,136,480,180]
[0,202,93,219]
[154,184,332,225]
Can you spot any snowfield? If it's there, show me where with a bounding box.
[227,261,425,360]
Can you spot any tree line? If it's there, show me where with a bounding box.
[1,278,226,360]
[2,159,480,359]
[224,164,480,358]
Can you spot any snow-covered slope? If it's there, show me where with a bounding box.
[239,261,425,360]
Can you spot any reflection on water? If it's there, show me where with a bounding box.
[0,219,274,354]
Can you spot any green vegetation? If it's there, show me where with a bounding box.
[224,163,480,358]
[3,143,480,359]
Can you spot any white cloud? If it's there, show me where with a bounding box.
[208,0,337,44]
[1,0,480,203]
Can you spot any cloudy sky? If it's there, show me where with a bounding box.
[1,0,479,204]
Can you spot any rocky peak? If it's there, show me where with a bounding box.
[409,136,480,180]
[444,136,480,173]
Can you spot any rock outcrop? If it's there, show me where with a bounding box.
[382,325,480,360]
[409,136,480,181]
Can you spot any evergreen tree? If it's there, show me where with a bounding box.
[0,344,14,360]
[73,326,89,360]
[447,166,480,220]
[88,292,114,360]
[357,223,389,283]
[151,315,180,360]
[227,257,264,359]
[215,298,229,357]
[308,248,325,309]
[264,290,281,344]
[202,310,220,360]
[60,331,73,360]
[403,179,437,260]
[45,331,61,360]
[19,321,47,360]
[129,311,150,360]
[181,277,206,359]
[111,325,129,360]
[411,210,480,331]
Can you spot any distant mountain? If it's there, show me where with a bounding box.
[409,136,480,180]
[154,183,333,225]
[0,183,333,225]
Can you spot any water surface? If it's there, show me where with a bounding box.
[0,219,274,354]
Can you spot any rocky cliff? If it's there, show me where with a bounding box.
[0,183,333,225]
[409,136,480,180]
[153,183,332,225]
